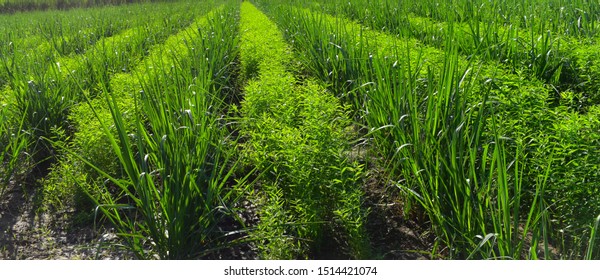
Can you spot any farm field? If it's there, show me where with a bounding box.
[0,0,599,259]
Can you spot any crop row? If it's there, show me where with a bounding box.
[0,0,212,199]
[334,0,600,38]
[303,0,600,110]
[0,1,202,88]
[0,0,151,13]
[51,2,209,96]
[38,2,215,196]
[42,2,243,259]
[267,2,550,115]
[237,1,369,259]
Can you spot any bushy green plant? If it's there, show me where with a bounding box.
[239,1,369,259]
[0,94,28,197]
[42,2,218,212]
[60,5,246,259]
[0,0,210,183]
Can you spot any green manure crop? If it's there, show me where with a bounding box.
[237,1,369,259]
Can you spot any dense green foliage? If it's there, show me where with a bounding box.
[238,1,368,259]
[49,3,243,259]
[0,0,168,13]
[254,0,600,259]
[1,0,598,259]
[42,1,214,210]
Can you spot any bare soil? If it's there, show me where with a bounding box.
[361,169,435,260]
[0,180,129,259]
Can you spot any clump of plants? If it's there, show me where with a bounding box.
[238,2,369,259]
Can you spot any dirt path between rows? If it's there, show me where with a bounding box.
[0,180,129,259]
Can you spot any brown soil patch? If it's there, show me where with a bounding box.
[0,180,129,259]
[362,168,435,259]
